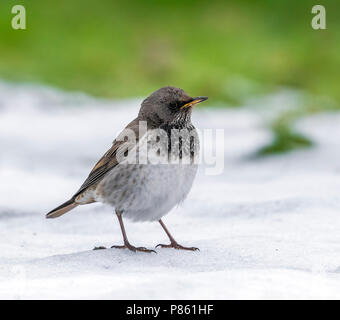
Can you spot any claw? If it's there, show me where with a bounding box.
[111,244,156,253]
[111,245,127,250]
[156,242,199,251]
[136,247,157,253]
[93,246,107,250]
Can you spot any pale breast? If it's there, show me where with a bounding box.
[95,127,199,221]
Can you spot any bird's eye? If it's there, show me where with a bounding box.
[168,100,192,112]
[168,101,180,112]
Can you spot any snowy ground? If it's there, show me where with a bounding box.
[1,81,340,299]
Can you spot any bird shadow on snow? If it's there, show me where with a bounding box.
[25,242,242,276]
[27,251,161,277]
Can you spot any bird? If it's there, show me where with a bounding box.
[46,86,208,253]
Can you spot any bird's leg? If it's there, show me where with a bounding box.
[156,219,199,251]
[110,211,156,253]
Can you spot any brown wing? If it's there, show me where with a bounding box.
[72,120,141,199]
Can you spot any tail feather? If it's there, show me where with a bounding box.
[46,198,78,219]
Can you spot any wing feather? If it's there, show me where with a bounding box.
[72,121,141,199]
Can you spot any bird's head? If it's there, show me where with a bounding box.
[139,86,208,126]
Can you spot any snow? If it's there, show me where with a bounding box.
[1,80,340,299]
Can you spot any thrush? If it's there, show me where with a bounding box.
[46,86,208,253]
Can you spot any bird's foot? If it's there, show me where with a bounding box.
[93,246,107,250]
[111,243,156,253]
[156,242,199,251]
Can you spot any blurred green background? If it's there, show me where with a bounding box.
[0,0,339,153]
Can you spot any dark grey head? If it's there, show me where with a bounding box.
[138,86,208,127]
